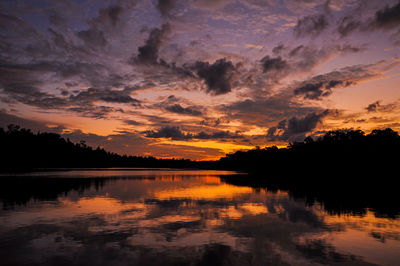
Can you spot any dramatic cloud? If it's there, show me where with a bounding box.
[164,104,203,116]
[145,126,191,140]
[337,15,362,37]
[0,0,399,159]
[294,80,353,100]
[365,101,381,112]
[260,56,288,73]
[193,59,237,95]
[337,1,400,37]
[221,94,322,128]
[75,4,127,49]
[67,105,123,119]
[372,1,400,30]
[267,111,329,141]
[294,14,329,38]
[364,99,400,113]
[145,126,242,140]
[132,23,171,64]
[0,61,69,108]
[150,95,204,116]
[0,61,139,116]
[69,87,141,105]
[293,60,398,100]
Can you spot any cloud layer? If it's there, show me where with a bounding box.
[0,0,399,159]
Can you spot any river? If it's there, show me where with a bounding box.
[0,169,399,265]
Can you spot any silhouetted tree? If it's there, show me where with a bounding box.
[0,124,197,171]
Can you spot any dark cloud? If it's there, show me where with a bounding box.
[67,105,123,119]
[0,58,125,90]
[239,44,365,100]
[145,126,192,140]
[373,1,400,30]
[364,100,400,113]
[0,61,139,117]
[145,126,242,140]
[75,5,126,49]
[286,110,329,135]
[294,80,352,100]
[221,94,322,128]
[157,0,177,17]
[337,15,361,37]
[253,44,364,88]
[288,45,304,57]
[0,61,70,108]
[365,101,381,112]
[195,130,242,140]
[200,117,227,127]
[133,23,171,64]
[151,95,203,116]
[291,46,329,70]
[260,56,288,73]
[69,87,141,105]
[294,14,329,38]
[267,111,329,141]
[284,45,361,75]
[272,43,285,55]
[77,28,107,48]
[293,61,396,100]
[193,58,236,95]
[337,1,400,37]
[165,104,203,116]
[0,60,139,114]
[124,119,143,126]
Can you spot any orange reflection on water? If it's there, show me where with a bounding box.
[1,197,148,229]
[240,203,269,215]
[154,183,253,200]
[153,175,221,184]
[63,197,145,215]
[319,209,400,236]
[306,209,400,266]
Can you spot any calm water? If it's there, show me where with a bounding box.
[1,169,399,266]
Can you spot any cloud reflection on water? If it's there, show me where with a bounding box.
[0,171,399,265]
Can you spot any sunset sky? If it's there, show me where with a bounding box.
[0,0,400,160]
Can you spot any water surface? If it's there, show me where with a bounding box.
[1,169,399,265]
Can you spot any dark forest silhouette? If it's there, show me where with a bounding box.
[218,127,400,174]
[1,124,400,173]
[0,124,197,171]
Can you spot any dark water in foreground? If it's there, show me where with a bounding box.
[0,169,399,266]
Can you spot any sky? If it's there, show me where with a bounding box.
[0,0,400,160]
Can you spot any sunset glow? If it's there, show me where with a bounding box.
[1,0,400,159]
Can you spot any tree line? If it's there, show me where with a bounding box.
[0,124,196,171]
[218,128,400,174]
[1,124,399,174]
